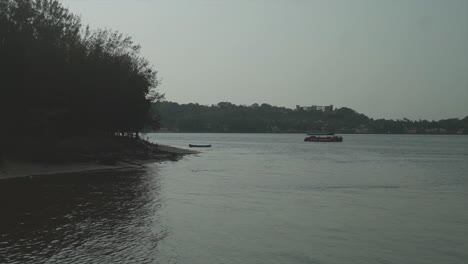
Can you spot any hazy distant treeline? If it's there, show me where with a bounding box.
[155,102,468,134]
[0,0,161,143]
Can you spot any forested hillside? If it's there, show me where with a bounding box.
[155,102,468,134]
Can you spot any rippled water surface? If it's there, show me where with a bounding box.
[1,134,468,264]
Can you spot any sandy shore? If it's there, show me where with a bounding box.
[0,145,197,180]
[156,144,199,155]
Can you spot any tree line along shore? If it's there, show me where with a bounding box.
[155,101,468,134]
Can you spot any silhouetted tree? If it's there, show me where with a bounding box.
[0,0,162,147]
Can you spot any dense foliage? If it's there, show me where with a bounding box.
[155,102,468,134]
[0,0,161,143]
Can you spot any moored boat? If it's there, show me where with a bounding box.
[189,144,212,148]
[304,134,343,142]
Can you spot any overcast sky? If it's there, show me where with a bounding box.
[61,0,468,120]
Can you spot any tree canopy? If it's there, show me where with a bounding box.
[0,0,162,142]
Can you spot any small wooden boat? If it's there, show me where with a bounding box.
[189,144,212,148]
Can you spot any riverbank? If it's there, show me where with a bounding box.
[0,161,136,180]
[0,137,197,180]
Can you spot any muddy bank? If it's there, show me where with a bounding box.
[0,137,197,180]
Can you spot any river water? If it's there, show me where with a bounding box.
[1,134,467,264]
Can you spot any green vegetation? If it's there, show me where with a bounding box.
[0,0,162,162]
[155,102,468,134]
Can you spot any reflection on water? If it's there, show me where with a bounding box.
[0,169,166,264]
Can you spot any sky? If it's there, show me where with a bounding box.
[60,0,468,120]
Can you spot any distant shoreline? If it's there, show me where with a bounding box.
[152,131,467,135]
[155,101,467,135]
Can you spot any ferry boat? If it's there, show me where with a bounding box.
[304,133,343,142]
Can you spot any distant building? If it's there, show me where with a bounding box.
[296,104,333,112]
[323,105,333,112]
